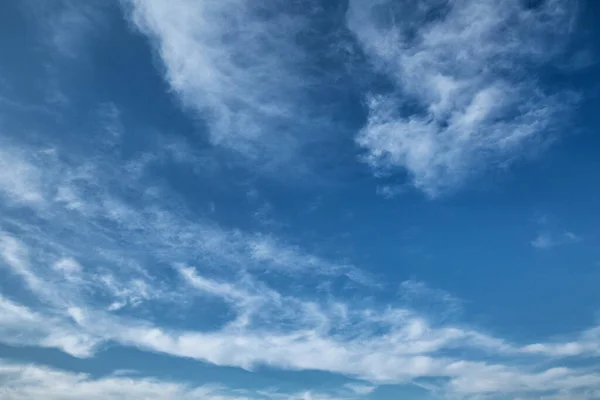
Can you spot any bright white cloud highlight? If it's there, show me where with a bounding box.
[347,0,577,196]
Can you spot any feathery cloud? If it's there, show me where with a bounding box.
[531,231,580,249]
[348,0,577,196]
[123,0,327,166]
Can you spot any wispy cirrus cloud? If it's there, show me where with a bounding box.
[531,231,580,249]
[22,0,108,58]
[522,325,600,357]
[0,102,366,292]
[123,0,331,167]
[347,0,579,196]
[0,147,45,205]
[120,0,585,194]
[1,31,600,399]
[0,359,353,400]
[0,294,99,358]
[4,246,600,399]
[343,383,376,396]
[1,114,600,399]
[530,214,581,249]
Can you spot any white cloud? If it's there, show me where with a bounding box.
[0,118,367,321]
[0,359,340,400]
[20,264,582,397]
[94,316,600,398]
[0,234,50,297]
[246,234,373,285]
[10,260,591,399]
[124,0,321,164]
[0,295,98,357]
[347,0,577,196]
[52,257,83,279]
[0,230,162,316]
[0,249,521,392]
[0,233,85,308]
[446,364,600,396]
[3,208,600,399]
[177,264,252,304]
[521,325,600,357]
[0,148,45,205]
[343,383,376,395]
[23,0,107,58]
[531,231,581,249]
[400,280,462,320]
[375,184,407,199]
[2,166,600,399]
[2,89,600,400]
[531,233,553,249]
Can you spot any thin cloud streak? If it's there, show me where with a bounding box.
[531,231,581,249]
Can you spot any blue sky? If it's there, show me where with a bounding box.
[1,0,600,399]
